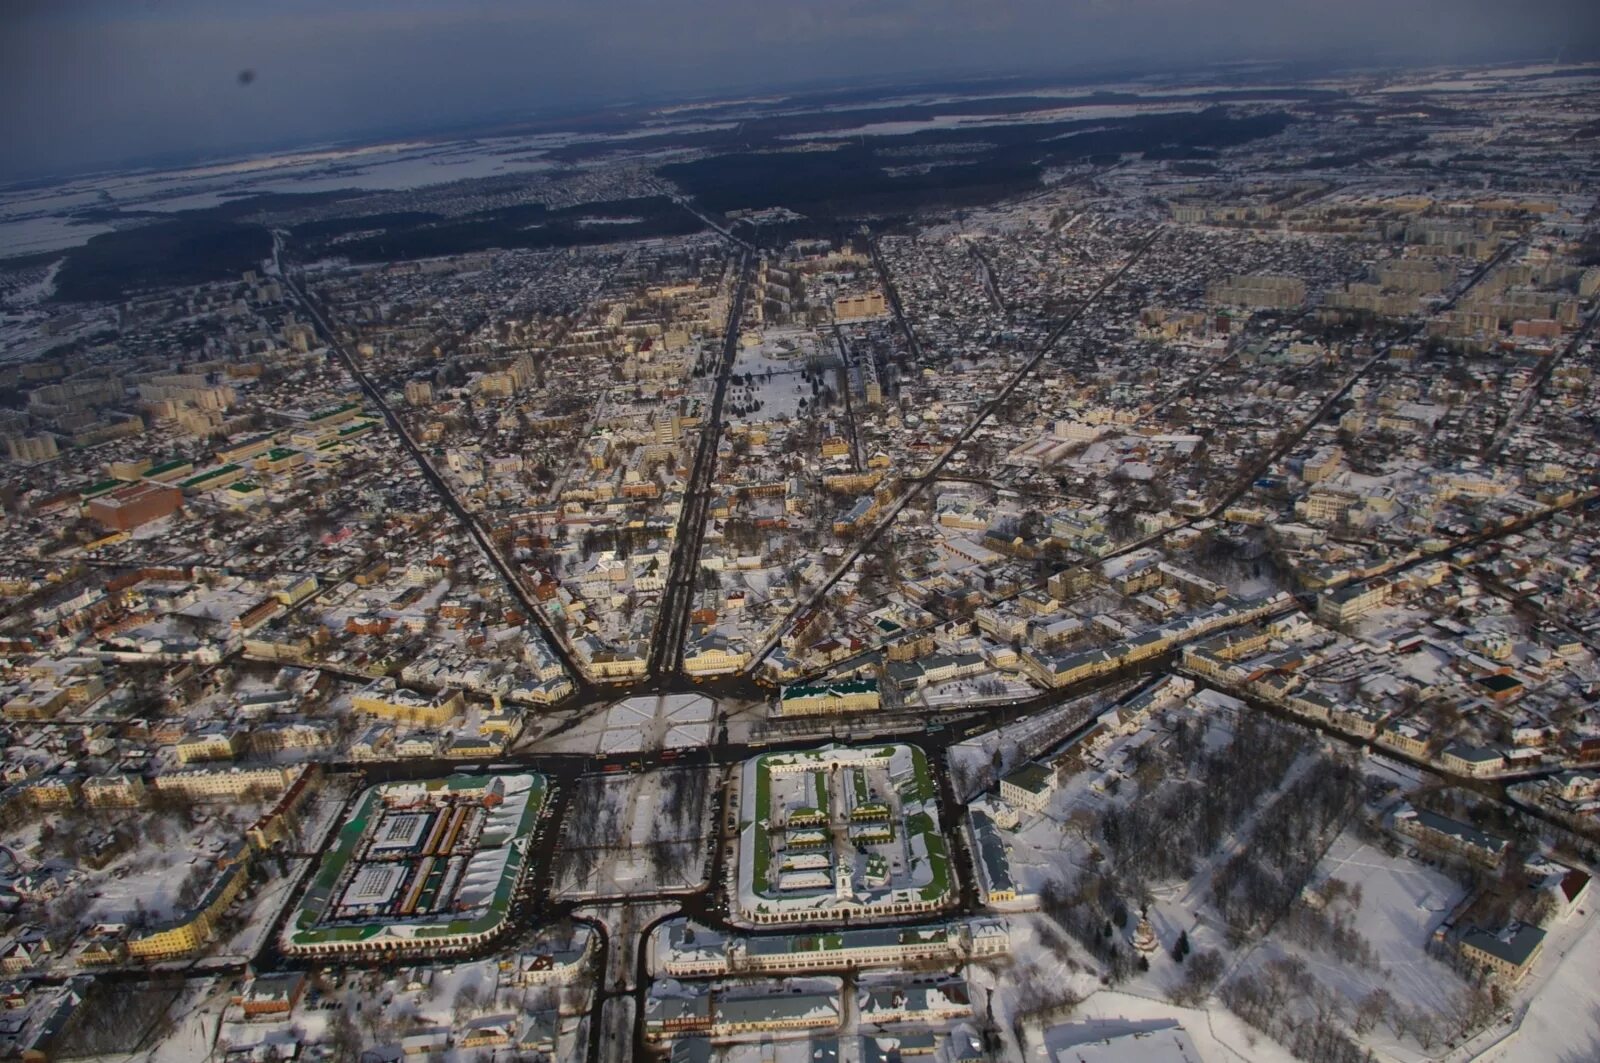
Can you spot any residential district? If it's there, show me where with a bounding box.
[0,59,1596,1063]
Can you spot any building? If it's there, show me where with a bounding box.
[1459,923,1545,984]
[458,1014,516,1048]
[1379,721,1431,759]
[999,763,1056,816]
[968,806,1028,908]
[15,776,78,810]
[152,765,297,802]
[834,292,887,320]
[1441,742,1507,778]
[778,679,880,717]
[85,482,182,531]
[1393,805,1508,867]
[498,933,595,986]
[81,774,146,808]
[174,729,238,765]
[654,919,1007,978]
[126,842,252,961]
[1316,579,1391,626]
[5,435,58,462]
[179,464,247,494]
[281,774,545,960]
[683,634,750,677]
[236,972,308,1018]
[646,980,843,1042]
[1207,273,1306,309]
[71,924,129,966]
[352,679,465,727]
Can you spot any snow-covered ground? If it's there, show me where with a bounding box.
[556,768,712,898]
[1226,830,1479,1062]
[1313,835,1469,1013]
[536,693,717,755]
[0,119,728,256]
[1032,989,1298,1063]
[1465,905,1600,1063]
[726,329,831,422]
[946,680,1139,799]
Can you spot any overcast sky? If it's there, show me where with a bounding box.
[3,0,1597,180]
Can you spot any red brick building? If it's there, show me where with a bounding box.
[86,483,181,531]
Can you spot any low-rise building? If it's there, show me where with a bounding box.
[1459,923,1545,984]
[81,774,146,808]
[351,679,465,727]
[1393,805,1509,867]
[999,762,1056,816]
[153,765,297,802]
[127,842,252,961]
[778,679,880,717]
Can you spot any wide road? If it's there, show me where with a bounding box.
[765,229,1540,686]
[274,237,594,694]
[648,251,754,678]
[1482,301,1600,460]
[746,227,1164,673]
[867,231,925,363]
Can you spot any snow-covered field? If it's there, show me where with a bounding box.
[1312,835,1469,1013]
[1469,906,1600,1063]
[0,118,729,256]
[536,693,717,755]
[1033,990,1298,1063]
[555,768,712,898]
[726,330,831,422]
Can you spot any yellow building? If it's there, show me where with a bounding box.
[270,574,319,606]
[684,640,750,677]
[215,435,276,464]
[834,292,886,320]
[82,774,146,808]
[2,687,70,721]
[153,766,296,802]
[1316,580,1391,626]
[1459,924,1545,984]
[174,731,238,765]
[778,680,880,717]
[255,447,306,475]
[17,777,79,810]
[477,371,516,397]
[126,846,251,962]
[352,680,464,727]
[590,655,647,680]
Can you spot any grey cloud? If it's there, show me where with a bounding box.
[1,0,1596,180]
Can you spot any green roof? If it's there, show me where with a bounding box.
[180,464,242,490]
[264,447,299,462]
[781,678,878,700]
[309,401,362,422]
[1462,924,1545,967]
[907,810,951,901]
[220,433,274,453]
[143,458,193,478]
[79,479,121,500]
[748,744,949,908]
[288,774,546,950]
[1002,762,1054,794]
